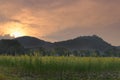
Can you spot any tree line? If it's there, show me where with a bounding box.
[0,39,120,57]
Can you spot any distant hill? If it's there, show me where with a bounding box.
[15,36,52,49]
[0,39,24,55]
[54,35,113,51]
[117,46,120,49]
[15,35,114,51]
[0,35,119,56]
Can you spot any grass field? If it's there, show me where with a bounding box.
[0,56,120,80]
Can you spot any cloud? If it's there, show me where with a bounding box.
[0,34,14,40]
[0,15,21,23]
[43,25,120,45]
[0,0,120,45]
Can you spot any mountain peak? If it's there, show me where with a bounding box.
[55,35,112,51]
[15,36,50,48]
[14,35,114,51]
[76,35,103,40]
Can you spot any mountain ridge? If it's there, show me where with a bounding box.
[54,35,113,51]
[13,35,114,51]
[15,36,52,49]
[0,35,119,56]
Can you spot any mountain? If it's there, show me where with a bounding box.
[54,35,113,51]
[0,35,119,56]
[15,36,52,49]
[0,39,24,55]
[117,46,120,49]
[15,35,115,51]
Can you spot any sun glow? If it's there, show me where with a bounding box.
[4,22,27,38]
[10,31,24,38]
[2,22,29,38]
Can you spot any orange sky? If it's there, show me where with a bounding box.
[0,0,120,46]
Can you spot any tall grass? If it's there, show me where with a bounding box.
[0,56,120,74]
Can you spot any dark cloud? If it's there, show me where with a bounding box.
[0,16,21,23]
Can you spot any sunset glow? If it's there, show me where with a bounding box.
[3,22,27,38]
[10,31,24,38]
[0,0,120,45]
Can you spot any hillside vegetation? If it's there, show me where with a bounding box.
[0,35,120,57]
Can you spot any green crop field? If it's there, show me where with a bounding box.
[0,56,120,80]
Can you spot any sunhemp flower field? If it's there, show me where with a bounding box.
[0,56,120,80]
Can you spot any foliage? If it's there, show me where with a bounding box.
[0,56,120,80]
[0,56,120,73]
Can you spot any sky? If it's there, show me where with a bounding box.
[0,0,120,46]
